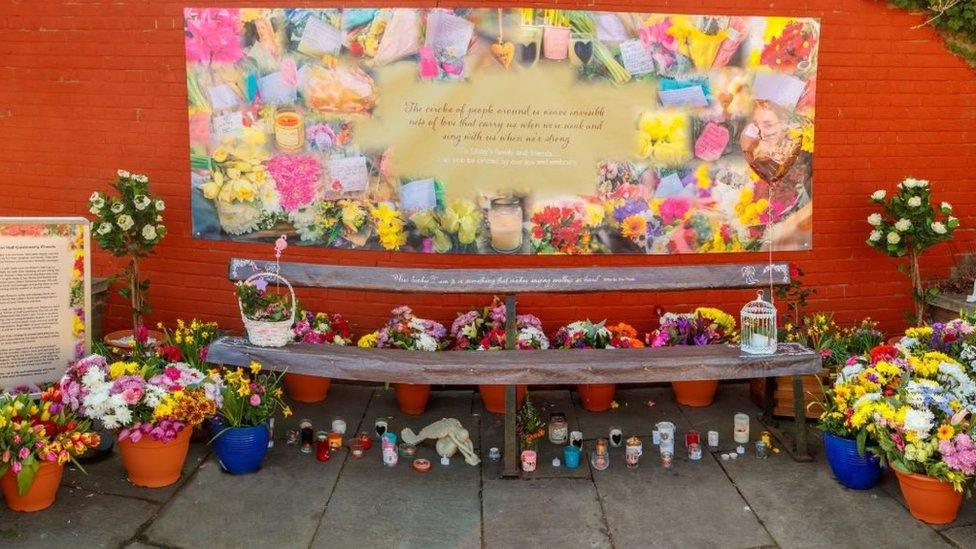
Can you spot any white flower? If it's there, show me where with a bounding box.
[134,174,148,184]
[868,230,882,242]
[870,190,886,201]
[907,196,922,208]
[868,213,882,226]
[903,178,928,189]
[96,222,112,235]
[117,169,131,178]
[116,215,134,231]
[110,202,124,214]
[155,199,165,211]
[887,232,900,244]
[894,218,911,232]
[941,202,952,213]
[932,222,947,234]
[414,333,438,352]
[133,195,151,211]
[89,191,101,202]
[142,224,157,240]
[156,215,163,222]
[903,408,935,440]
[89,204,102,215]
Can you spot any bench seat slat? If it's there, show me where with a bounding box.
[207,337,822,384]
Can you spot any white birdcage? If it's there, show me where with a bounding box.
[740,291,777,355]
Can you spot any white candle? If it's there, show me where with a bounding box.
[733,413,750,444]
[750,332,770,349]
[331,419,346,435]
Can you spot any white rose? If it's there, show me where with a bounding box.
[96,222,112,235]
[89,204,102,215]
[887,232,901,244]
[156,215,163,222]
[116,215,134,231]
[117,169,131,178]
[894,218,911,232]
[133,195,151,211]
[932,222,947,234]
[110,202,124,214]
[908,196,922,208]
[868,230,882,242]
[155,199,165,211]
[89,191,100,202]
[870,190,886,201]
[135,174,148,183]
[142,224,157,240]
[941,202,952,213]
[90,196,104,209]
[868,213,883,226]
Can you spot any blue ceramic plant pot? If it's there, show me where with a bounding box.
[213,423,270,475]
[823,431,881,490]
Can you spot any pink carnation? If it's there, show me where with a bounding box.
[267,154,322,212]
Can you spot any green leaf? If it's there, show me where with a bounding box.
[856,428,868,457]
[16,460,40,496]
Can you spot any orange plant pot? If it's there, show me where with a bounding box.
[395,383,431,415]
[894,468,964,525]
[118,427,192,488]
[283,373,332,403]
[1,461,64,512]
[577,384,616,412]
[671,380,720,407]
[479,384,526,414]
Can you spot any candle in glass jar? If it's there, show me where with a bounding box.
[489,198,523,253]
[331,419,347,435]
[356,431,372,451]
[327,431,343,451]
[733,413,750,444]
[274,109,304,152]
[750,332,770,349]
[315,432,331,462]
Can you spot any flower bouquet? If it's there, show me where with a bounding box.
[0,388,101,511]
[650,307,736,407]
[157,318,220,370]
[529,205,595,255]
[359,306,446,414]
[553,319,617,412]
[450,298,549,413]
[59,355,220,487]
[286,310,354,403]
[211,362,292,474]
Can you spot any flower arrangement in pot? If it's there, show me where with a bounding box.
[157,318,220,370]
[0,387,101,512]
[650,307,736,407]
[59,354,220,488]
[88,169,167,349]
[450,297,550,414]
[235,237,296,347]
[286,310,354,403]
[211,362,292,475]
[358,306,446,415]
[552,319,619,412]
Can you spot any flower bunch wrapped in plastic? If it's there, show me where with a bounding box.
[649,307,736,347]
[529,205,594,255]
[552,320,613,349]
[59,355,221,443]
[450,297,549,351]
[358,306,446,351]
[293,310,353,345]
[0,387,101,495]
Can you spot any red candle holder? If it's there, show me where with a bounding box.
[315,435,331,462]
[685,429,700,447]
[356,431,372,451]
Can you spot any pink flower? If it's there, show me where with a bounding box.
[184,8,244,64]
[267,154,322,212]
[659,198,690,225]
[250,394,261,406]
[135,323,149,345]
[18,447,30,460]
[165,366,182,381]
[11,461,21,474]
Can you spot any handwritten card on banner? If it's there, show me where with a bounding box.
[328,156,369,194]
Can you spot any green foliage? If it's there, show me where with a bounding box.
[889,0,976,67]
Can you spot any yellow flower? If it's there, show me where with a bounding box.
[358,332,379,348]
[108,361,138,379]
[250,361,262,375]
[236,383,251,397]
[620,215,647,240]
[937,424,954,441]
[283,406,293,418]
[583,203,605,228]
[636,111,691,166]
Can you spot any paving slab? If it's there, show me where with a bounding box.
[723,447,949,547]
[480,389,588,480]
[594,449,774,548]
[274,384,377,440]
[0,486,156,547]
[311,389,481,549]
[144,384,375,549]
[573,386,684,445]
[942,524,976,546]
[61,440,209,503]
[482,478,611,548]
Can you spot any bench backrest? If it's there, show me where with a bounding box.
[228,258,791,294]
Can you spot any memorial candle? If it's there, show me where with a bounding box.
[488,197,523,253]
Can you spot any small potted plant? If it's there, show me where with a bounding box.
[358,306,446,415]
[866,178,959,325]
[0,387,101,512]
[211,362,292,474]
[59,354,220,488]
[649,307,736,407]
[552,320,616,412]
[450,297,549,414]
[88,169,167,348]
[286,310,353,402]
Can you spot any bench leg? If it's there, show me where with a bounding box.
[761,375,777,424]
[792,375,811,461]
[502,384,519,478]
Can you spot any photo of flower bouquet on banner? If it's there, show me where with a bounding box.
[185,8,818,255]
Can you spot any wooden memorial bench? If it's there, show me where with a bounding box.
[208,257,822,476]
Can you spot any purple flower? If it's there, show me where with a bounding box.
[613,199,648,223]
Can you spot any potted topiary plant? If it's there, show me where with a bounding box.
[88,169,167,348]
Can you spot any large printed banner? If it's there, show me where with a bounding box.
[186,8,818,254]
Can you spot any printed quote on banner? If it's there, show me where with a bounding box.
[186,8,818,254]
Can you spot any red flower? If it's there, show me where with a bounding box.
[869,344,898,364]
[158,345,183,362]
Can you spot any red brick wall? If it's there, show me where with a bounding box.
[1,1,974,339]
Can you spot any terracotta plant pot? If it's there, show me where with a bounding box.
[671,380,720,407]
[577,384,616,412]
[1,461,64,512]
[283,373,332,403]
[103,329,166,350]
[479,384,526,414]
[118,427,192,488]
[894,468,964,525]
[395,383,431,415]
